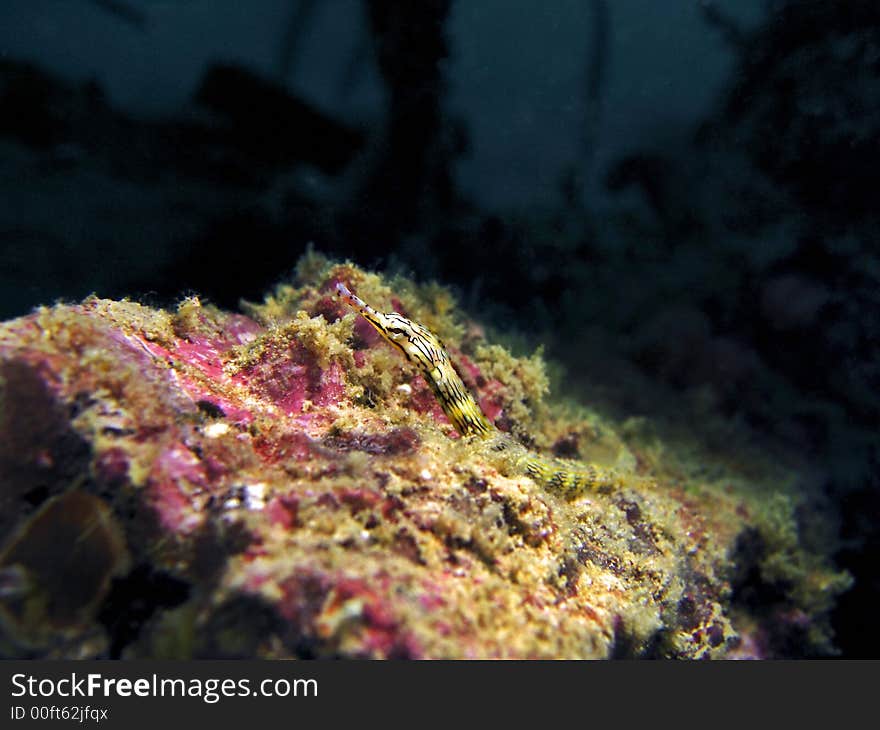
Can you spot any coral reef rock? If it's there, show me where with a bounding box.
[0,253,850,658]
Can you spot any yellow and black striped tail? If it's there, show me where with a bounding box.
[521,455,622,498]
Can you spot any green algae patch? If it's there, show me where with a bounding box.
[0,252,850,658]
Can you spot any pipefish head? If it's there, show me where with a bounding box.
[334,281,445,368]
[335,280,494,437]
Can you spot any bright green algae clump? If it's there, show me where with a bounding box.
[0,250,850,658]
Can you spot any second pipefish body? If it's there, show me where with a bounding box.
[335,282,624,497]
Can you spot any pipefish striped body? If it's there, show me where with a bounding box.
[335,281,624,497]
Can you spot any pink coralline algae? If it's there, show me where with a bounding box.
[0,256,851,658]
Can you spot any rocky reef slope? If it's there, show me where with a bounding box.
[0,253,849,658]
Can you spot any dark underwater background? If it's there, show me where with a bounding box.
[0,0,877,657]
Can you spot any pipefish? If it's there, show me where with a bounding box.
[335,282,625,498]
